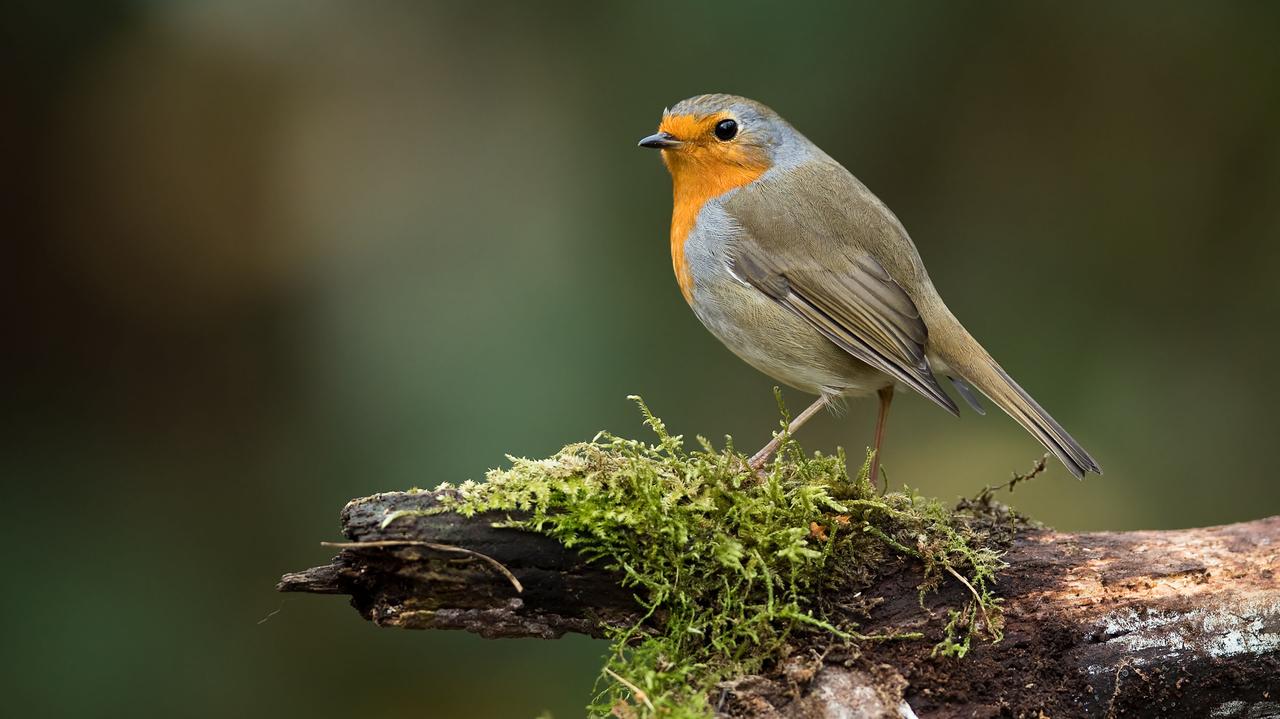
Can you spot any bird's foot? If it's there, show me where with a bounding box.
[747,451,772,472]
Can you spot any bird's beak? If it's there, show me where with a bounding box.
[637,132,682,149]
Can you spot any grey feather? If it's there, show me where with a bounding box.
[948,376,986,415]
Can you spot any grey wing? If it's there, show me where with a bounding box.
[730,246,959,415]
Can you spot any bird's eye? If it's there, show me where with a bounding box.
[714,119,738,141]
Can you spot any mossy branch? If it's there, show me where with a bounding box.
[279,401,1280,718]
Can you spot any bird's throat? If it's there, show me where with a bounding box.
[667,157,768,304]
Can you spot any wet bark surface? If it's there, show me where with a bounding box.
[280,491,1280,718]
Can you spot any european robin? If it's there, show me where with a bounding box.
[638,94,1101,481]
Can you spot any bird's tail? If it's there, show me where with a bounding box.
[928,308,1101,478]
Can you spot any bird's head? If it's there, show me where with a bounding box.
[638,94,795,187]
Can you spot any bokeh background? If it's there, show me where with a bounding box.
[5,1,1279,716]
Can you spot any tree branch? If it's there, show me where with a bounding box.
[279,490,1280,718]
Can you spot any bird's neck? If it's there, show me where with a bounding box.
[667,159,768,303]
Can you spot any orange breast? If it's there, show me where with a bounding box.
[667,158,768,304]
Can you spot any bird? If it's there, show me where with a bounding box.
[637,94,1101,482]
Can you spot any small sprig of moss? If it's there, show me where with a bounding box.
[429,396,1005,718]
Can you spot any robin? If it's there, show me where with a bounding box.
[638,94,1101,482]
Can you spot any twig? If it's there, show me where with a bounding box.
[321,540,524,593]
[973,453,1049,502]
[944,565,992,635]
[603,666,655,712]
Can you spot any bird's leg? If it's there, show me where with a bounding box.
[748,394,830,471]
[869,385,894,489]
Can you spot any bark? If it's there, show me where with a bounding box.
[279,490,1280,718]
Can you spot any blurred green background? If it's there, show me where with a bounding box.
[4,1,1279,716]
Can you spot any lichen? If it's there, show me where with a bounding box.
[429,395,1006,718]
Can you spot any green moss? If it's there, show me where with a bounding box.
[429,396,1006,718]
